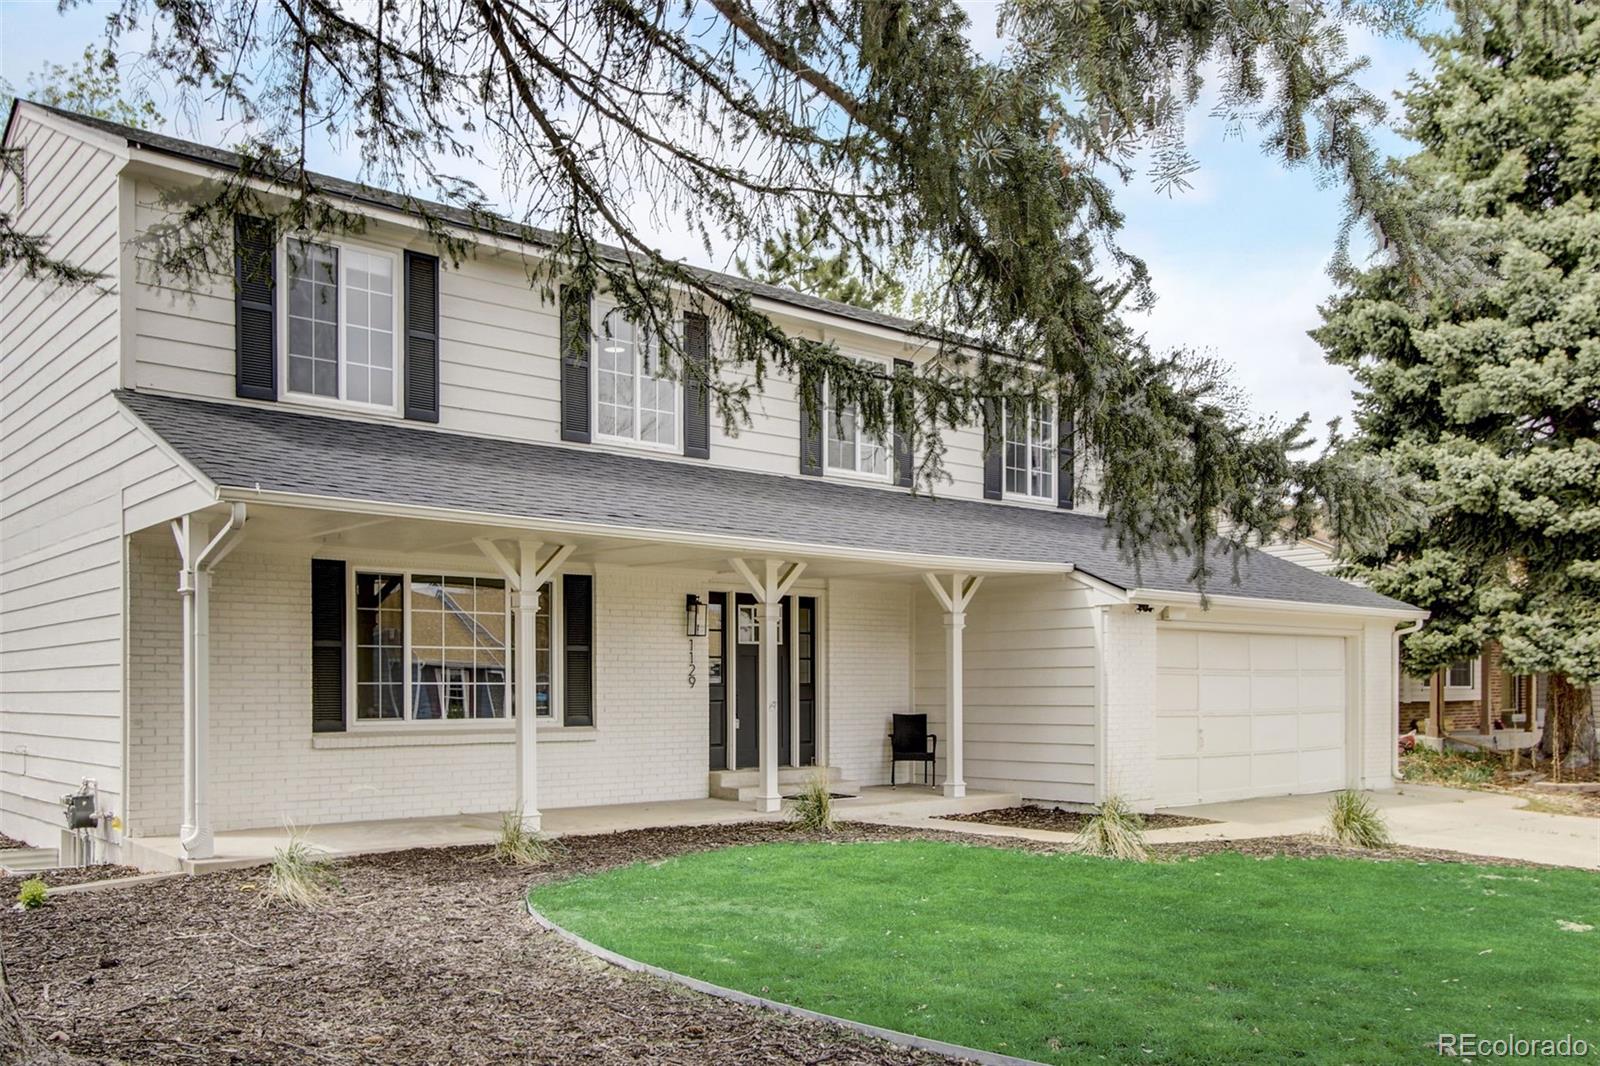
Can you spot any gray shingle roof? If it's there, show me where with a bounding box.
[15,101,953,344]
[118,391,1416,614]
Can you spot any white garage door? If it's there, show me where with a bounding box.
[1154,629,1348,807]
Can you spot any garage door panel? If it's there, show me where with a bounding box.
[1198,674,1250,714]
[1248,634,1299,668]
[1203,715,1251,754]
[1298,673,1345,712]
[1298,636,1345,670]
[1156,758,1199,806]
[1156,717,1199,757]
[1154,627,1350,807]
[1252,751,1299,789]
[1252,714,1299,752]
[1156,673,1198,714]
[1298,748,1343,787]
[1198,631,1251,669]
[1250,674,1299,711]
[1299,712,1344,750]
[1161,630,1199,669]
[1198,754,1250,795]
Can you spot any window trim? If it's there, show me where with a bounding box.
[1443,657,1480,701]
[1001,398,1058,504]
[278,235,404,416]
[342,566,568,730]
[823,354,892,482]
[591,298,682,453]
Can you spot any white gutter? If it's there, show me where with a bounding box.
[1125,586,1428,622]
[216,485,1077,577]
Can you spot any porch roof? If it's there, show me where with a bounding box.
[118,390,1416,613]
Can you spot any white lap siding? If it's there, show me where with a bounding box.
[912,575,1107,804]
[0,114,130,847]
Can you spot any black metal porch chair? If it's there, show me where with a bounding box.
[888,713,937,787]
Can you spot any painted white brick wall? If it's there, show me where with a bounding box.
[1360,621,1398,790]
[126,541,920,832]
[1099,607,1158,810]
[824,579,912,786]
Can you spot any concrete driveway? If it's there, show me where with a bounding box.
[1155,784,1600,870]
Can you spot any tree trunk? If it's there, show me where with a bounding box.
[0,932,91,1066]
[1539,675,1592,777]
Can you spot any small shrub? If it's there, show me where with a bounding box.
[1400,747,1496,786]
[16,878,47,909]
[266,832,339,910]
[1070,796,1149,861]
[789,773,836,833]
[1327,790,1392,849]
[489,810,553,866]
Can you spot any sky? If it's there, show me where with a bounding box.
[1,0,1436,437]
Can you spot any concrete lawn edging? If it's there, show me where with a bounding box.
[524,897,1046,1066]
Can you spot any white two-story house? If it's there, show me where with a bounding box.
[0,101,1424,869]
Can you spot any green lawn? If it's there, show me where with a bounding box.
[530,841,1599,1064]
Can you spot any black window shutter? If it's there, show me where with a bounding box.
[310,559,346,733]
[982,398,1002,500]
[1057,411,1075,510]
[563,573,594,726]
[798,369,823,476]
[893,358,914,487]
[560,287,591,443]
[403,251,440,422]
[234,215,277,401]
[683,311,711,459]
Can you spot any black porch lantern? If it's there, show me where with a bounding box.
[685,594,708,638]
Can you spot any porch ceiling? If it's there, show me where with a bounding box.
[179,500,1018,582]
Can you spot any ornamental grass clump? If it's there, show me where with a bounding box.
[1070,796,1149,861]
[489,810,554,867]
[1327,790,1392,849]
[789,773,836,833]
[265,831,339,910]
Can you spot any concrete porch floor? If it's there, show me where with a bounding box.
[121,785,1020,873]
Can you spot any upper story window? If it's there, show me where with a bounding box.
[284,239,398,409]
[594,304,678,449]
[1003,399,1056,502]
[825,358,890,479]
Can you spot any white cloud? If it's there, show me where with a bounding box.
[1131,246,1358,440]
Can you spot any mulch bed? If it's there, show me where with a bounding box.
[944,804,1215,832]
[0,832,28,850]
[2,822,1584,1065]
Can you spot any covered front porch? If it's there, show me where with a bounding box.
[121,784,1020,873]
[120,494,1057,867]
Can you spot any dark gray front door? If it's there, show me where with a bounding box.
[734,593,789,768]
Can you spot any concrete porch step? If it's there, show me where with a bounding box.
[0,847,62,874]
[708,766,860,802]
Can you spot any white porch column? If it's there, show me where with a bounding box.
[477,537,574,832]
[731,557,807,814]
[922,572,983,799]
[172,505,247,860]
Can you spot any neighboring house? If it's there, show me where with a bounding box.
[0,102,1424,868]
[1256,539,1550,745]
